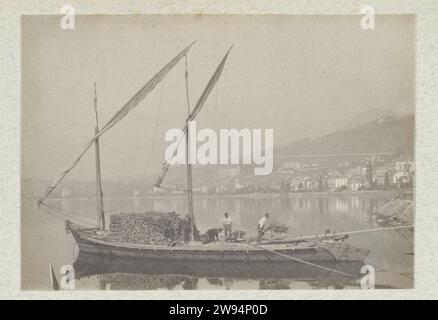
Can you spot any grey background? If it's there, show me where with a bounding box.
[21,15,414,181]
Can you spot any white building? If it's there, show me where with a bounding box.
[393,172,410,185]
[347,166,367,177]
[350,176,364,191]
[335,177,348,189]
[327,175,348,191]
[395,161,412,173]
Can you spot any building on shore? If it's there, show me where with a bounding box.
[350,175,367,191]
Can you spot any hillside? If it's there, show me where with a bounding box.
[276,114,414,158]
[344,109,408,130]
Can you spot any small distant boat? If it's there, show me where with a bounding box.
[39,41,369,272]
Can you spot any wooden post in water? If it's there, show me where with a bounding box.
[93,83,105,231]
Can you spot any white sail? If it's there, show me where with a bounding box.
[155,45,233,188]
[39,42,196,204]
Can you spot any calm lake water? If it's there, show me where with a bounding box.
[21,192,414,290]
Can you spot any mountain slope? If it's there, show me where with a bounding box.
[345,109,409,130]
[276,114,414,157]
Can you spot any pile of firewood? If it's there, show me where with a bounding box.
[108,211,185,246]
[266,223,288,235]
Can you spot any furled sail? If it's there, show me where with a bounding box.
[38,42,196,204]
[154,45,233,188]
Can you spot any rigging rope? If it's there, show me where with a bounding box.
[42,202,94,219]
[143,82,164,177]
[184,55,191,115]
[104,81,166,213]
[156,54,192,194]
[41,203,96,225]
[40,202,97,227]
[213,82,219,130]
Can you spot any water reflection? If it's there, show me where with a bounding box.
[52,192,398,238]
[73,252,364,290]
[80,272,361,290]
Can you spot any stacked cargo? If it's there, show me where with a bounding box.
[266,223,289,236]
[108,211,185,246]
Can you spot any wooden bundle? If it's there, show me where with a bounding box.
[108,211,185,246]
[266,223,288,235]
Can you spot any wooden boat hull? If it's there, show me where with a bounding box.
[73,251,366,286]
[66,220,369,263]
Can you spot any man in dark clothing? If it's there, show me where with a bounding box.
[182,215,192,243]
[164,224,175,246]
[202,228,223,244]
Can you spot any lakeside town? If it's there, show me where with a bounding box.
[23,155,414,199]
[22,112,414,200]
[152,156,414,196]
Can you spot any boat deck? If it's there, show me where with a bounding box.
[66,221,369,262]
[75,225,318,251]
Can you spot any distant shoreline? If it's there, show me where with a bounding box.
[147,190,400,199]
[36,189,411,202]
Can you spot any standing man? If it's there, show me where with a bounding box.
[222,212,233,240]
[257,212,270,241]
[182,214,192,243]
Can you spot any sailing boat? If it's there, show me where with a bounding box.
[38,42,369,272]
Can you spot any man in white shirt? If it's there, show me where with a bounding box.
[257,212,270,240]
[222,212,232,240]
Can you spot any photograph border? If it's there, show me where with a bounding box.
[1,0,436,299]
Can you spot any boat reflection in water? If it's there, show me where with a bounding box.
[73,252,366,290]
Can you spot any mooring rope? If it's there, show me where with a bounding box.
[280,225,415,243]
[248,242,355,279]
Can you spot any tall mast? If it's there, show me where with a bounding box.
[184,55,196,241]
[93,83,105,231]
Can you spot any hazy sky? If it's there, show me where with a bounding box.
[22,15,415,181]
